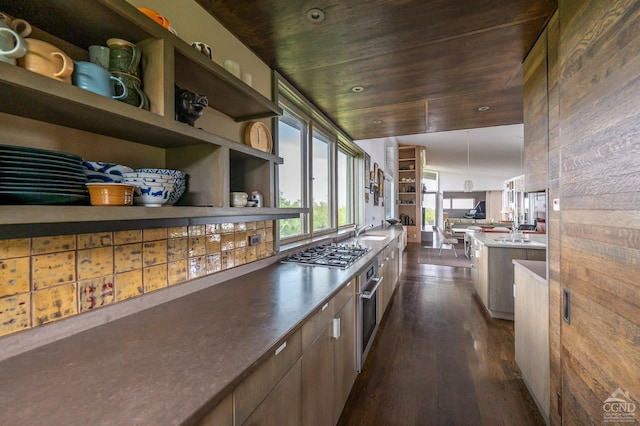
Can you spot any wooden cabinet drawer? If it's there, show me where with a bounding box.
[196,393,233,426]
[301,325,334,426]
[243,359,302,426]
[333,278,355,312]
[333,295,357,424]
[302,299,334,350]
[234,329,302,425]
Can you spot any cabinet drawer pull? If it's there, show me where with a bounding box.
[275,341,287,356]
[322,302,329,311]
[563,289,571,324]
[332,317,341,339]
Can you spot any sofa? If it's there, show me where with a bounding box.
[444,218,512,237]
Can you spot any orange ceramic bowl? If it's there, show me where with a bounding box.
[86,183,135,206]
[137,7,171,29]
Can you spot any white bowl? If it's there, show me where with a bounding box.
[122,172,170,179]
[135,168,186,179]
[135,168,187,205]
[124,176,176,184]
[133,183,174,207]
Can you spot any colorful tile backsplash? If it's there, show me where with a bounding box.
[0,221,275,338]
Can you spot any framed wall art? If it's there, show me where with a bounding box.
[364,153,371,189]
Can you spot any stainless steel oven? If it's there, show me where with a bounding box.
[356,259,382,372]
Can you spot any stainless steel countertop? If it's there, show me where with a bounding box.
[0,227,404,426]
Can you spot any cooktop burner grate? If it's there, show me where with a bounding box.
[282,243,370,269]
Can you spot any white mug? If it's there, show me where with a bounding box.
[241,72,252,87]
[231,191,248,207]
[223,59,241,78]
[0,22,26,65]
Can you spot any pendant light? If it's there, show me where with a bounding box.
[464,131,473,192]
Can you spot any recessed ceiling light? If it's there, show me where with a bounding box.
[477,106,490,112]
[373,120,383,125]
[351,86,365,93]
[306,8,325,23]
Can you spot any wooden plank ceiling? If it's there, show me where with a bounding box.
[196,0,557,140]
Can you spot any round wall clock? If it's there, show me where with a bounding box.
[244,122,272,153]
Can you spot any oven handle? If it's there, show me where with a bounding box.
[360,276,383,299]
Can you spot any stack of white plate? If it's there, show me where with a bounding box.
[0,144,89,205]
[122,172,175,207]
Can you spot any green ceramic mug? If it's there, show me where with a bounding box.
[111,71,150,110]
[107,38,141,77]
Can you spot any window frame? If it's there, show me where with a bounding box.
[276,105,309,240]
[337,147,353,227]
[310,125,335,234]
[274,73,361,244]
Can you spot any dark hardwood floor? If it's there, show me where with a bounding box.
[338,242,545,426]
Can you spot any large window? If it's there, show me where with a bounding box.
[276,77,359,243]
[443,198,475,209]
[278,111,306,239]
[312,129,331,231]
[337,148,354,226]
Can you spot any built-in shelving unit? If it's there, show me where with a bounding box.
[397,145,423,242]
[0,0,298,238]
[502,175,525,224]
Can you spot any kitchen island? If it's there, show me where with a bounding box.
[469,232,546,320]
[0,227,405,425]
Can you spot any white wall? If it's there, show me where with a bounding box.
[439,170,510,192]
[355,139,387,228]
[126,0,272,143]
[395,124,524,192]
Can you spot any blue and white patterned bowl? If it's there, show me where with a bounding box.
[133,183,174,207]
[123,176,176,184]
[83,162,134,183]
[82,161,134,175]
[84,170,123,183]
[135,168,187,205]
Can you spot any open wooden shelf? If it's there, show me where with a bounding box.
[0,206,304,239]
[2,0,282,122]
[0,0,289,233]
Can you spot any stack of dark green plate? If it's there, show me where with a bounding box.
[0,144,89,205]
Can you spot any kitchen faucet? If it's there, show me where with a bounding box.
[355,223,374,237]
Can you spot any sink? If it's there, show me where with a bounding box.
[493,238,544,246]
[358,235,387,241]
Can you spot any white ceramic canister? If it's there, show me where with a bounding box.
[231,191,248,207]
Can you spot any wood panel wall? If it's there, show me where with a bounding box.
[523,27,549,193]
[558,1,640,424]
[545,12,561,426]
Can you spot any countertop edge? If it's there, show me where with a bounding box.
[0,227,405,426]
[470,232,548,249]
[513,259,547,283]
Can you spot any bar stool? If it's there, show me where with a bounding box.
[435,226,459,257]
[464,226,483,258]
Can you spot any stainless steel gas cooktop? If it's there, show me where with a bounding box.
[282,243,370,269]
